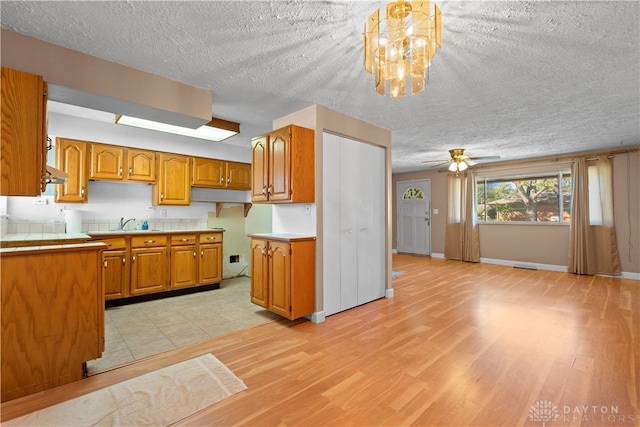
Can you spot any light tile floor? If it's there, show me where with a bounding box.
[87,276,281,373]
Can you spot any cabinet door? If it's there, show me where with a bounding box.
[250,239,269,308]
[55,138,88,203]
[171,245,198,289]
[130,247,168,295]
[102,249,128,300]
[199,243,222,285]
[192,157,225,188]
[90,144,124,180]
[226,161,251,190]
[251,136,269,202]
[126,148,155,182]
[268,128,291,202]
[154,153,190,205]
[0,67,46,196]
[268,241,291,318]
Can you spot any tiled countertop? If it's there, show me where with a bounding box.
[0,232,92,249]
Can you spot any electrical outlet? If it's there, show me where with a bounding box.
[34,198,48,205]
[56,206,66,215]
[145,206,154,211]
[304,204,311,215]
[433,208,439,214]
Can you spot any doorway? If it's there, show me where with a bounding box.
[397,179,431,255]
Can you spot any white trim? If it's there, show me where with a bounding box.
[480,257,568,272]
[431,252,445,259]
[392,248,398,254]
[308,311,326,324]
[385,288,395,298]
[617,272,640,281]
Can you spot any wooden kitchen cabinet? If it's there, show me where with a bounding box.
[170,234,198,289]
[199,232,223,285]
[192,157,225,188]
[153,153,190,205]
[130,235,169,296]
[97,237,129,300]
[1,243,104,402]
[249,235,315,320]
[90,143,124,180]
[126,148,155,182]
[55,137,88,203]
[1,67,47,196]
[251,124,314,203]
[192,157,251,190]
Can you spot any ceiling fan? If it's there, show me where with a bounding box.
[422,148,500,173]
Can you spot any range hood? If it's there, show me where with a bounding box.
[46,165,68,185]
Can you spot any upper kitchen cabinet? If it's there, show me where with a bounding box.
[226,161,251,190]
[0,67,47,196]
[191,157,225,188]
[251,124,314,203]
[153,153,190,205]
[89,143,124,180]
[55,138,88,203]
[191,158,251,190]
[125,148,156,182]
[89,143,155,183]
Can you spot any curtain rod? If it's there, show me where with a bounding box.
[472,146,639,170]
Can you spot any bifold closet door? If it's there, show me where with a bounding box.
[322,133,385,316]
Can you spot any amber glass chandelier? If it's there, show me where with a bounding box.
[364,0,442,98]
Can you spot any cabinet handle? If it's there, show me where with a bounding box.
[81,186,85,197]
[262,185,267,196]
[122,257,126,265]
[144,239,155,244]
[129,167,132,175]
[201,250,204,256]
[180,238,189,242]
[132,255,136,263]
[206,236,216,240]
[119,166,123,176]
[103,260,107,268]
[107,243,113,247]
[267,248,272,258]
[220,177,224,183]
[160,192,164,200]
[227,177,230,183]
[193,251,197,258]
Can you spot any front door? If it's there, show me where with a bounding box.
[397,179,431,255]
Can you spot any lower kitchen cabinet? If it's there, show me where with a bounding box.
[1,243,104,402]
[99,237,129,300]
[199,232,223,285]
[130,235,169,296]
[249,234,315,320]
[170,234,198,289]
[91,231,223,300]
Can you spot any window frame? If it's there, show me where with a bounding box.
[476,170,572,225]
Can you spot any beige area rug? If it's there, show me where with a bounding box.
[5,354,246,426]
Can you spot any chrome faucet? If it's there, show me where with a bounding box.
[119,217,136,230]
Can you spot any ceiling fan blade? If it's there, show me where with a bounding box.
[468,156,501,161]
[420,159,450,164]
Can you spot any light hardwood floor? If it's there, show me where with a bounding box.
[2,254,638,426]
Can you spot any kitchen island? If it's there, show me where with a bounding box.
[1,240,105,402]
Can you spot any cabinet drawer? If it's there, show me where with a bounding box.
[97,237,127,250]
[171,234,197,245]
[199,233,222,244]
[131,235,167,247]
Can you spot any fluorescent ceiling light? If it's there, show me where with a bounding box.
[115,115,239,142]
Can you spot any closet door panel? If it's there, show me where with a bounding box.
[322,133,342,316]
[339,137,360,311]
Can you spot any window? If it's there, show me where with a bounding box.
[476,171,571,223]
[402,187,424,200]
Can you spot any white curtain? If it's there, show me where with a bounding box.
[445,171,480,262]
[568,156,621,275]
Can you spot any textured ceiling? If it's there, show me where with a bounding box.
[1,1,638,173]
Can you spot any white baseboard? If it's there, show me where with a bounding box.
[480,257,568,272]
[392,248,398,254]
[385,288,394,298]
[431,252,445,259]
[308,311,325,324]
[618,271,640,280]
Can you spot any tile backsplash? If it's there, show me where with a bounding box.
[1,217,209,235]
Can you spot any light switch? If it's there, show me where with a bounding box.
[433,208,439,214]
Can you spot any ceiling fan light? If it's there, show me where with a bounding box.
[458,161,468,171]
[448,162,458,172]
